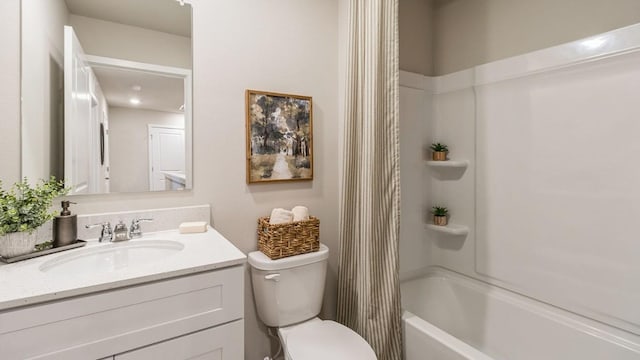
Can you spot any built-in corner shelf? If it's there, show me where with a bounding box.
[426,160,469,168]
[425,223,469,236]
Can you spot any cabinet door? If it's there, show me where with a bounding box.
[115,320,243,360]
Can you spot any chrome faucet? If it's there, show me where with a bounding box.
[113,221,130,242]
[85,222,113,242]
[130,217,154,238]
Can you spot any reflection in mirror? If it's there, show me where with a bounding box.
[21,0,192,195]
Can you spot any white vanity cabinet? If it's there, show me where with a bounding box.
[0,265,244,360]
[115,319,243,360]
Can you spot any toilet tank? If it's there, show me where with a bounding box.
[248,244,329,327]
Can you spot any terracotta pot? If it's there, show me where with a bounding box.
[432,151,447,161]
[0,231,37,258]
[433,215,448,226]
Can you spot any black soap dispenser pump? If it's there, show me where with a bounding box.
[53,201,77,247]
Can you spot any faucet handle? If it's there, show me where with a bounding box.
[130,217,154,238]
[131,217,154,225]
[85,222,113,242]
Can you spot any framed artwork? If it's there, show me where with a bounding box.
[246,89,313,183]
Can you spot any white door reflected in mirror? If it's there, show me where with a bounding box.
[149,126,186,191]
[64,26,95,194]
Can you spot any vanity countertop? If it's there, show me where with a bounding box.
[0,227,246,311]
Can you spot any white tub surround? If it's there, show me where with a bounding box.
[400,22,640,338]
[401,268,640,360]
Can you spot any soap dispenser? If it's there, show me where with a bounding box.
[53,201,77,247]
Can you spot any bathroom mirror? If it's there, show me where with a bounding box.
[20,0,192,195]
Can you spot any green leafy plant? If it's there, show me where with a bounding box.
[430,143,449,152]
[0,177,68,235]
[432,206,449,217]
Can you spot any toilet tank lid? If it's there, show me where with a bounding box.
[248,243,329,271]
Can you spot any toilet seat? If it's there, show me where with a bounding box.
[284,320,377,360]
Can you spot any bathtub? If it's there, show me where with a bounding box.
[401,267,640,360]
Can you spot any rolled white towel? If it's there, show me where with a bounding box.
[270,208,294,224]
[292,206,310,222]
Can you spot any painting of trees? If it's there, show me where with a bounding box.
[246,90,313,183]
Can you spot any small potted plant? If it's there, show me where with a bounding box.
[432,206,448,226]
[0,177,67,258]
[430,143,448,161]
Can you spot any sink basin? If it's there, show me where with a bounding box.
[39,240,184,275]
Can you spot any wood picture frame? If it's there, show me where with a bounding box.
[245,89,313,183]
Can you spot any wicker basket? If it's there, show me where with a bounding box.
[257,216,320,260]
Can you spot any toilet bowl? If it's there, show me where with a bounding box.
[278,318,376,360]
[248,244,376,360]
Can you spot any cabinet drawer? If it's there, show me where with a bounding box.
[0,266,243,360]
[116,319,243,360]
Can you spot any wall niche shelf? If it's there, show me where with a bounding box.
[426,160,469,168]
[425,223,469,236]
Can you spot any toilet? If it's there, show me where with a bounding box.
[248,243,377,360]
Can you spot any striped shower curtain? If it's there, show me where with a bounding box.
[336,0,401,359]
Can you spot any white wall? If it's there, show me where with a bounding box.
[0,1,341,359]
[108,107,184,193]
[194,3,340,355]
[69,14,191,69]
[399,0,434,75]
[21,0,68,182]
[433,0,640,75]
